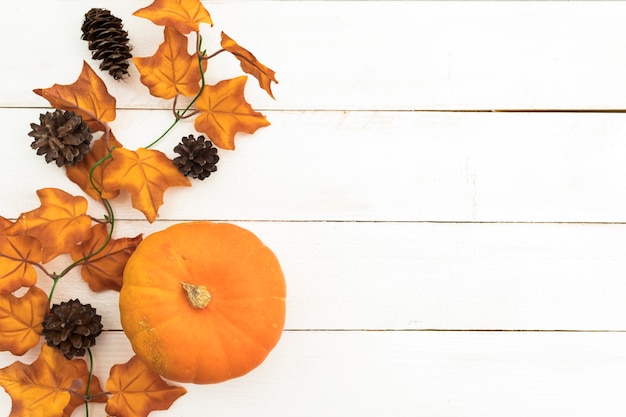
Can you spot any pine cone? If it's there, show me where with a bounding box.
[173,135,219,180]
[42,299,103,359]
[81,8,132,80]
[28,110,93,167]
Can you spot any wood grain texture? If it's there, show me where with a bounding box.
[21,220,626,332]
[3,331,626,417]
[2,1,626,110]
[4,109,626,222]
[1,1,626,416]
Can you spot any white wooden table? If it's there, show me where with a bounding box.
[3,1,626,415]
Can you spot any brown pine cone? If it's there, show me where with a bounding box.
[173,135,220,180]
[42,299,103,359]
[81,8,132,80]
[28,110,92,167]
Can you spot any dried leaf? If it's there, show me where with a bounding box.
[0,286,48,355]
[0,345,104,417]
[134,26,205,99]
[106,355,187,417]
[0,235,42,294]
[5,188,92,263]
[102,148,191,223]
[33,61,116,132]
[71,223,142,292]
[134,0,212,34]
[221,32,278,98]
[66,132,124,201]
[194,76,270,150]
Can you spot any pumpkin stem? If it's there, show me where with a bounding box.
[181,282,211,308]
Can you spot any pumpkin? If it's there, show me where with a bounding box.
[119,221,286,384]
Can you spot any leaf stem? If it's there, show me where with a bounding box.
[202,48,226,61]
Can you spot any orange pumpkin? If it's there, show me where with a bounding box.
[119,221,286,384]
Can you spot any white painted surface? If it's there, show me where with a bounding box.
[2,1,626,416]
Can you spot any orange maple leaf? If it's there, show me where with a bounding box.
[0,286,48,355]
[5,188,92,263]
[0,235,42,294]
[0,217,11,232]
[66,132,124,201]
[134,26,205,99]
[134,0,213,34]
[70,223,142,292]
[106,355,187,417]
[0,345,105,417]
[221,32,278,99]
[102,148,191,223]
[33,61,116,132]
[194,76,270,150]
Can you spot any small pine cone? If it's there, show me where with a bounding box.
[81,8,132,80]
[173,135,219,180]
[28,110,92,167]
[42,299,103,359]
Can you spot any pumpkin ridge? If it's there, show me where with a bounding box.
[210,305,278,352]
[211,318,235,381]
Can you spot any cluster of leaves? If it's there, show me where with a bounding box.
[0,0,276,415]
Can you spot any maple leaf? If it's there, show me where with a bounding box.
[194,76,270,150]
[70,223,142,292]
[0,345,105,417]
[0,286,48,355]
[5,188,92,263]
[134,0,213,34]
[134,26,205,99]
[221,32,278,99]
[0,217,11,232]
[66,132,124,201]
[102,148,191,223]
[106,355,187,417]
[33,61,116,132]
[0,235,42,295]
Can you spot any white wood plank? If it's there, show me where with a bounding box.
[3,1,626,110]
[3,330,626,417]
[25,220,626,331]
[3,109,626,222]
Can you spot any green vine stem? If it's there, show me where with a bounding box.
[85,347,94,417]
[47,150,116,302]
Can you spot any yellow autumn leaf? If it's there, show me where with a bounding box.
[0,286,49,355]
[134,26,205,99]
[33,61,116,132]
[221,32,278,98]
[70,223,142,292]
[102,148,191,223]
[194,76,270,150]
[0,235,42,295]
[134,0,213,34]
[0,345,105,417]
[106,355,187,417]
[4,188,92,263]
